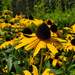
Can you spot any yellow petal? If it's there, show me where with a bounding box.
[32,65,38,75]
[23,70,32,75]
[33,41,41,57]
[73,46,75,51]
[63,27,71,30]
[19,37,28,43]
[54,37,66,42]
[52,59,57,67]
[42,68,51,75]
[40,41,46,48]
[47,43,58,55]
[33,41,46,56]
[58,60,63,66]
[24,33,36,37]
[25,38,39,50]
[15,37,37,49]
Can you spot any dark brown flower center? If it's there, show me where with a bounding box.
[55,53,59,59]
[6,37,13,41]
[71,39,75,46]
[47,20,52,25]
[29,15,34,20]
[5,20,8,23]
[23,28,32,34]
[36,23,51,40]
[10,22,14,25]
[25,16,28,19]
[50,24,57,32]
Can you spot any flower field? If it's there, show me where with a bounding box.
[0,8,75,75]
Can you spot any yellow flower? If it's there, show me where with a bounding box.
[73,55,75,58]
[58,55,67,61]
[15,14,23,19]
[47,19,54,26]
[1,14,10,18]
[52,54,63,67]
[32,19,44,26]
[62,38,75,52]
[63,24,75,34]
[0,19,4,23]
[10,17,19,22]
[50,24,63,36]
[2,9,13,14]
[52,59,63,67]
[29,55,39,65]
[63,27,71,30]
[2,67,8,73]
[71,24,75,33]
[19,15,44,27]
[0,20,11,28]
[23,65,56,75]
[44,52,54,61]
[0,37,16,49]
[15,23,65,56]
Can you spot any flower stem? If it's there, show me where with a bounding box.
[63,51,74,74]
[39,49,43,75]
[66,51,74,70]
[43,50,49,70]
[26,51,28,69]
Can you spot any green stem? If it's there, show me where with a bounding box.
[39,49,43,75]
[43,50,49,70]
[67,58,75,71]
[66,51,74,71]
[63,51,74,74]
[26,51,28,69]
[28,50,32,70]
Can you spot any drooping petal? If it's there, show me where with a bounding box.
[19,37,28,43]
[47,43,58,55]
[15,37,37,49]
[58,60,63,66]
[23,70,32,75]
[33,41,45,56]
[54,37,66,42]
[52,59,57,67]
[24,33,36,37]
[40,41,46,48]
[32,65,39,75]
[42,68,51,75]
[73,46,75,51]
[25,38,39,50]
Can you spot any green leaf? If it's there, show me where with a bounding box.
[51,69,63,74]
[14,61,23,74]
[7,56,13,73]
[5,47,15,53]
[70,64,75,68]
[68,64,75,71]
[70,69,75,75]
[46,60,50,68]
